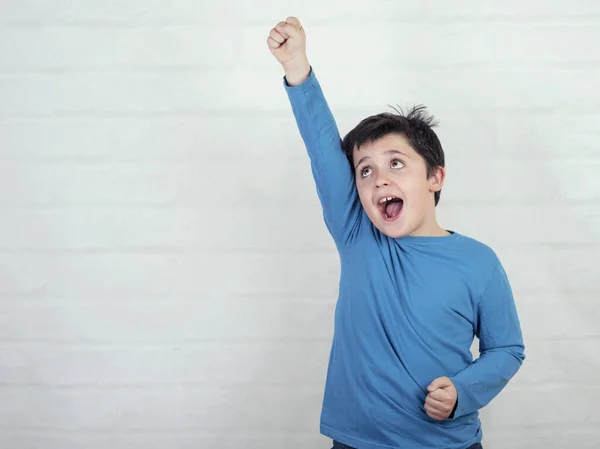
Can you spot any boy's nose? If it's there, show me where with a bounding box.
[375,175,390,187]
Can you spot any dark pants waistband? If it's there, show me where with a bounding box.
[332,441,483,449]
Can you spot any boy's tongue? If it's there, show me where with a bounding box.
[385,200,402,217]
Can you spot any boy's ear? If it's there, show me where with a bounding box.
[429,166,445,193]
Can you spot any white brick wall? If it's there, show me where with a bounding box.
[0,1,599,448]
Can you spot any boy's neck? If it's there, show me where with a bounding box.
[409,219,450,237]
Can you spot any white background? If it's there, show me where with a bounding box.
[0,1,599,448]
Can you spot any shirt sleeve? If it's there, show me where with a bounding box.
[449,261,526,419]
[283,67,363,250]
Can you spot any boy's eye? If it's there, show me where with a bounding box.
[391,159,405,169]
[360,167,372,177]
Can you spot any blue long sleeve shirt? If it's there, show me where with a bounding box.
[283,68,525,449]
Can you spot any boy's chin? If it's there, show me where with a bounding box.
[369,214,410,238]
[377,226,410,239]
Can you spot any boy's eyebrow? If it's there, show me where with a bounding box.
[355,149,410,168]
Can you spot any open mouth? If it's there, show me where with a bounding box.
[378,196,404,222]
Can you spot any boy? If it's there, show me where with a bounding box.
[267,17,525,449]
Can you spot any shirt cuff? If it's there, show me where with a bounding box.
[282,65,316,92]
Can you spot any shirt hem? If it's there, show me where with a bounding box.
[320,424,482,449]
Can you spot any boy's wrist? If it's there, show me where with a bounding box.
[448,399,458,419]
[283,57,311,86]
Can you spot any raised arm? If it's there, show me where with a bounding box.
[267,17,363,249]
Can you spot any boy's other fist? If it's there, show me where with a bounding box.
[425,376,458,421]
[267,16,310,85]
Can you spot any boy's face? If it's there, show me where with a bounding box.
[352,133,444,238]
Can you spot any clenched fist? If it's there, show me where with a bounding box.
[424,376,458,421]
[267,16,310,86]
